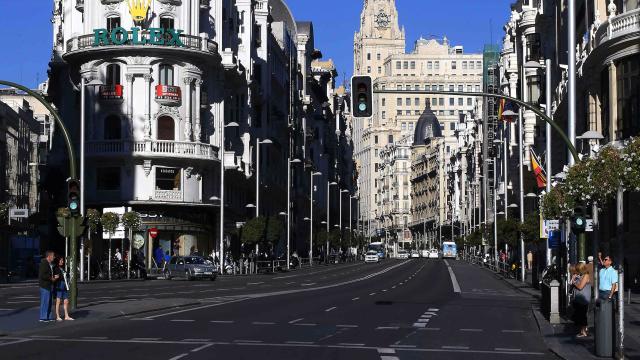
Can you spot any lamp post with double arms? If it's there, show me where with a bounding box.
[339,189,349,247]
[309,171,322,266]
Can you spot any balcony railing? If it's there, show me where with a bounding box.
[99,84,123,101]
[65,31,218,56]
[596,8,640,48]
[154,189,183,202]
[87,140,218,160]
[155,85,181,106]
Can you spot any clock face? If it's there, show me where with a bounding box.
[375,11,390,28]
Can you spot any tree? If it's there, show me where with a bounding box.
[496,218,519,247]
[100,212,120,280]
[122,211,141,278]
[265,216,283,247]
[520,210,541,243]
[241,216,266,246]
[0,202,9,222]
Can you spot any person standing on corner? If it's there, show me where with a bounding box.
[599,254,618,301]
[572,263,591,337]
[53,257,73,321]
[38,251,58,322]
[526,250,533,270]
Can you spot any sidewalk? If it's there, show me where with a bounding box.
[467,260,640,359]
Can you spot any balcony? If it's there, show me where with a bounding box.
[86,140,219,161]
[155,85,181,106]
[99,84,123,102]
[596,8,640,48]
[154,190,183,202]
[64,31,218,60]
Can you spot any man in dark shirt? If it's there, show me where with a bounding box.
[38,250,58,322]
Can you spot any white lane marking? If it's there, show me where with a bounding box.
[391,344,417,348]
[183,339,211,342]
[418,328,440,331]
[325,307,337,312]
[376,326,400,330]
[428,308,439,312]
[131,337,161,341]
[81,337,108,340]
[423,312,438,316]
[460,329,483,332]
[417,319,429,323]
[369,293,376,296]
[336,324,358,328]
[247,282,264,285]
[301,283,317,286]
[420,315,432,318]
[170,319,195,322]
[168,353,189,360]
[191,343,213,352]
[391,286,396,289]
[382,289,387,292]
[29,335,60,339]
[412,323,427,328]
[252,321,275,325]
[210,320,234,324]
[288,318,304,324]
[380,357,399,360]
[234,340,263,343]
[378,348,396,354]
[442,346,469,350]
[286,341,314,345]
[0,308,14,311]
[495,348,522,352]
[443,260,461,293]
[285,282,296,285]
[351,297,360,301]
[0,339,32,347]
[338,343,365,346]
[502,330,525,333]
[7,301,39,303]
[295,323,317,326]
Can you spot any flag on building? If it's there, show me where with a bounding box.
[498,98,518,122]
[530,148,547,188]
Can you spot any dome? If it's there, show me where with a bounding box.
[413,106,443,145]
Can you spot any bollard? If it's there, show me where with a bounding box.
[549,280,561,324]
[595,298,614,357]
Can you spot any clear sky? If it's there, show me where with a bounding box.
[0,0,514,89]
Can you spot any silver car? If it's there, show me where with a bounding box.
[164,256,218,281]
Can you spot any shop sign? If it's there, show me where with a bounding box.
[92,27,185,47]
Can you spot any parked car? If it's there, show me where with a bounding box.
[365,250,380,263]
[164,256,218,281]
[428,249,439,259]
[410,250,420,258]
[420,249,429,258]
[397,250,410,259]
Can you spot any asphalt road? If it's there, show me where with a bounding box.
[0,259,556,360]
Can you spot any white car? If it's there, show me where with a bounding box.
[397,250,409,259]
[420,249,429,258]
[428,249,439,259]
[365,251,380,263]
[410,250,420,258]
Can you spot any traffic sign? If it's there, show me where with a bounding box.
[541,219,560,239]
[585,219,594,232]
[9,208,29,218]
[149,227,159,239]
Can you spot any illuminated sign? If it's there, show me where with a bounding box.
[93,27,185,47]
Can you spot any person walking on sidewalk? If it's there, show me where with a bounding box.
[599,254,618,300]
[572,263,591,337]
[526,250,533,270]
[53,257,73,321]
[38,250,58,322]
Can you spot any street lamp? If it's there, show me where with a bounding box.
[286,158,302,270]
[219,121,239,274]
[80,78,103,282]
[339,189,349,247]
[309,171,322,266]
[326,181,337,261]
[255,138,273,217]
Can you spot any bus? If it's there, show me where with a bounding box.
[367,242,385,259]
[442,241,457,259]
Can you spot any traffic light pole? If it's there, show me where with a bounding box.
[0,80,79,308]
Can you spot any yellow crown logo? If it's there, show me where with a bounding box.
[128,0,151,23]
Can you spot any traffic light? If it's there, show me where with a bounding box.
[571,206,586,233]
[67,179,81,216]
[351,75,372,118]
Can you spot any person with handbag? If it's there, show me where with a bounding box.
[53,257,73,321]
[572,262,591,337]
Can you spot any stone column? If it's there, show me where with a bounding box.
[608,61,618,141]
[126,74,134,139]
[184,77,194,141]
[194,79,202,142]
[144,74,152,140]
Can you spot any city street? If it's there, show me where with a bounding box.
[0,259,554,359]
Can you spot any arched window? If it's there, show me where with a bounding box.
[104,115,121,140]
[157,116,175,140]
[106,64,121,86]
[159,64,174,86]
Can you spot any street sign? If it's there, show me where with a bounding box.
[149,227,159,239]
[541,219,560,239]
[9,208,29,218]
[548,230,561,249]
[585,219,594,232]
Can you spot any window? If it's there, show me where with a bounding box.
[415,98,420,106]
[388,135,394,143]
[396,84,402,90]
[406,98,411,106]
[159,64,174,86]
[462,61,468,70]
[104,115,121,140]
[367,66,371,73]
[475,85,481,92]
[401,122,407,131]
[375,135,379,144]
[469,61,474,70]
[375,149,378,157]
[397,110,402,115]
[451,61,457,70]
[434,61,440,70]
[106,64,121,86]
[405,110,411,115]
[431,97,437,106]
[377,53,381,60]
[476,61,482,69]
[439,98,444,106]
[396,61,401,69]
[96,167,120,191]
[160,17,174,33]
[427,61,433,70]
[403,61,409,69]
[410,61,416,69]
[467,98,472,106]
[157,116,175,140]
[415,85,420,90]
[156,167,181,191]
[467,85,473,92]
[408,123,414,131]
[378,66,382,74]
[438,85,444,91]
[458,98,463,106]
[367,53,371,60]
[397,98,402,106]
[415,110,421,115]
[107,17,121,32]
[449,110,455,115]
[381,111,386,119]
[431,85,437,91]
[450,122,456,130]
[458,85,464,92]
[449,98,454,106]
[449,85,454,92]
[382,98,386,106]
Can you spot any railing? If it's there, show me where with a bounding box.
[86,140,218,160]
[596,8,640,47]
[154,189,182,202]
[65,31,218,55]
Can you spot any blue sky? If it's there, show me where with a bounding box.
[0,0,513,88]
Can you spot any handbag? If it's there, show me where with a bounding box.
[62,270,69,291]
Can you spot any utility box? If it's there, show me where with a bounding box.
[595,298,613,357]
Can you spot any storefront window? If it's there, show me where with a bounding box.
[617,55,640,137]
[156,167,181,191]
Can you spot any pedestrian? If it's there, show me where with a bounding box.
[154,246,164,267]
[114,248,122,262]
[572,262,591,337]
[526,250,533,270]
[38,250,58,322]
[598,254,618,301]
[53,257,73,321]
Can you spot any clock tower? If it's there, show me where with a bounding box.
[354,0,406,79]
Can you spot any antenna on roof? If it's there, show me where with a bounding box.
[490,18,493,45]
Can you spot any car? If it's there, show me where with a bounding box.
[428,249,439,259]
[364,251,380,263]
[410,250,420,258]
[397,250,409,259]
[164,256,218,281]
[420,249,429,258]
